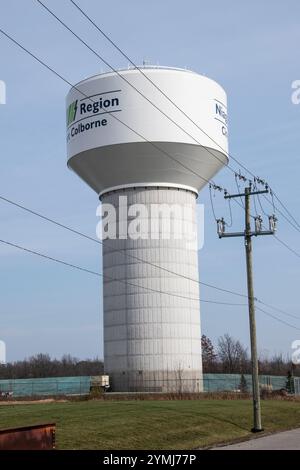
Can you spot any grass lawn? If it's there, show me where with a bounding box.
[0,399,300,449]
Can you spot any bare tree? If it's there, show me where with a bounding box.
[258,352,297,376]
[201,335,217,372]
[175,362,184,394]
[217,334,248,373]
[0,354,104,379]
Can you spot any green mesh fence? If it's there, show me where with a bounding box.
[203,373,287,392]
[0,373,292,397]
[0,376,90,397]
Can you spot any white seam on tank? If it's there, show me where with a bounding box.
[99,182,198,199]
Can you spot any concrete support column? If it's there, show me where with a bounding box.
[101,186,202,392]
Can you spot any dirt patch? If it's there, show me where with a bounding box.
[0,398,67,406]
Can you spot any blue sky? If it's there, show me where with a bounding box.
[0,0,299,362]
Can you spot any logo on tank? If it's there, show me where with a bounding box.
[66,99,78,125]
[66,90,122,142]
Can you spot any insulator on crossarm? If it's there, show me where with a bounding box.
[254,215,263,233]
[217,218,226,237]
[269,214,277,233]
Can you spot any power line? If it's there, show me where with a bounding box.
[0,27,256,302]
[220,188,300,262]
[273,233,300,259]
[0,195,98,244]
[216,183,298,430]
[257,193,269,217]
[40,0,300,239]
[261,193,300,234]
[4,0,300,259]
[36,0,234,178]
[256,305,300,332]
[0,238,101,277]
[0,25,299,322]
[232,182,300,260]
[218,183,272,431]
[272,191,300,229]
[0,237,245,306]
[0,26,212,188]
[234,174,246,208]
[0,27,268,313]
[68,0,300,236]
[0,15,298,360]
[2,25,299,266]
[256,300,300,321]
[209,185,219,222]
[0,193,248,299]
[1,193,299,323]
[2,236,300,334]
[67,0,243,177]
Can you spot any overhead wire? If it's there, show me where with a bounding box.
[227,197,233,227]
[1,22,299,264]
[0,193,248,299]
[0,21,299,327]
[256,305,300,332]
[209,185,218,222]
[1,193,299,323]
[272,191,300,230]
[1,237,300,331]
[234,174,245,208]
[256,300,300,321]
[68,0,300,236]
[67,0,248,178]
[262,194,300,234]
[0,27,212,188]
[0,237,245,306]
[36,0,235,178]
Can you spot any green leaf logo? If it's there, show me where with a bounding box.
[67,100,78,126]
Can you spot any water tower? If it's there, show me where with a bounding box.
[66,66,228,392]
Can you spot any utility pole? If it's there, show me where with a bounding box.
[216,182,277,432]
[244,186,261,432]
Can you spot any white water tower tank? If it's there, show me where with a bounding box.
[66,66,228,392]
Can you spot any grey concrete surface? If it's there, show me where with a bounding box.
[214,428,300,450]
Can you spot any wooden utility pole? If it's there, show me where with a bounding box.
[217,183,277,432]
